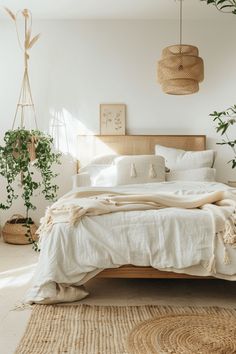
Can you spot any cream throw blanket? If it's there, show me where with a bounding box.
[38,189,236,273]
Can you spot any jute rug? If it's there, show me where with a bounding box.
[15,304,236,354]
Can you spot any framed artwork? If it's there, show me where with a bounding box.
[100,104,126,135]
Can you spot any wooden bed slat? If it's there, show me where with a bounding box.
[96,265,213,279]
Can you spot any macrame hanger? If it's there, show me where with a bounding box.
[178,0,184,70]
[10,9,38,130]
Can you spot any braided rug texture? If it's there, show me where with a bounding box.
[15,304,236,354]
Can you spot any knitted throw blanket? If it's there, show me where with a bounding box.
[37,189,236,273]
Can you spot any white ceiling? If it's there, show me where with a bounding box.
[0,0,234,20]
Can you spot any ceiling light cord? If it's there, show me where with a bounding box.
[179,0,183,51]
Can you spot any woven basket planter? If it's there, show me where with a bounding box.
[13,138,37,161]
[2,214,38,245]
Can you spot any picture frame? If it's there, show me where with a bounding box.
[100,103,126,135]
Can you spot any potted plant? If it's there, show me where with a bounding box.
[210,105,236,170]
[0,128,61,250]
[0,9,61,250]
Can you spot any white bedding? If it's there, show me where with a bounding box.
[25,181,236,304]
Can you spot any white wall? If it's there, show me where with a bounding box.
[0,19,236,224]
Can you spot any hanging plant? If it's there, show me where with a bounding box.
[0,129,61,250]
[200,0,236,14]
[0,9,61,250]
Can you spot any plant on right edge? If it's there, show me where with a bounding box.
[210,105,236,168]
[200,0,236,14]
[200,1,236,168]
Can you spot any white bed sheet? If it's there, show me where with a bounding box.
[25,181,236,304]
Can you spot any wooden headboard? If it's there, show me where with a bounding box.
[77,135,206,170]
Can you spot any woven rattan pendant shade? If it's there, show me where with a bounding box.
[158,44,204,95]
[157,0,204,95]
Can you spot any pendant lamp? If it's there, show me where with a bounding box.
[157,0,204,95]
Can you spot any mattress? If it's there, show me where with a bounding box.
[25,181,236,304]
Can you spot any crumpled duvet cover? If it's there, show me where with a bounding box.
[24,181,236,304]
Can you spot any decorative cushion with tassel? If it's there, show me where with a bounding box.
[115,155,165,185]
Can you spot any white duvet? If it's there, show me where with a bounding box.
[25,181,236,304]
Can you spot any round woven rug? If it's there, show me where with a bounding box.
[127,314,236,354]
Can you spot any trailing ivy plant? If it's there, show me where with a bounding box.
[0,128,61,250]
[210,105,236,168]
[200,0,236,14]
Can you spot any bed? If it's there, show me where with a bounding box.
[77,134,208,280]
[25,134,236,304]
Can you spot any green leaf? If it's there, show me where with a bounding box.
[220,4,234,9]
[210,104,236,171]
[216,0,227,4]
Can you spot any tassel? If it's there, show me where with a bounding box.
[130,163,137,178]
[206,254,216,274]
[223,247,231,265]
[218,231,231,265]
[149,164,157,178]
[223,218,236,245]
[11,302,33,311]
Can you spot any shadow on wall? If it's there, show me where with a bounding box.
[49,107,96,196]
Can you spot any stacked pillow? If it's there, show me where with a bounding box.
[155,145,216,182]
[166,168,216,182]
[75,154,166,187]
[73,146,216,188]
[91,155,166,186]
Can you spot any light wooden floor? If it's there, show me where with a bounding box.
[0,237,236,354]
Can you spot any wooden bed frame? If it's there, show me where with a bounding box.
[77,134,212,279]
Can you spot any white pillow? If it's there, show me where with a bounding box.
[155,145,215,170]
[88,154,118,165]
[86,164,110,179]
[72,172,91,188]
[166,168,216,182]
[115,155,165,185]
[78,154,118,184]
[92,165,117,187]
